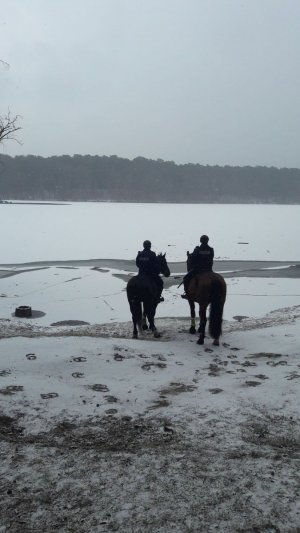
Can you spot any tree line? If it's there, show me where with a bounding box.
[1,154,300,203]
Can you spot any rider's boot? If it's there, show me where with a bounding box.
[181,293,188,299]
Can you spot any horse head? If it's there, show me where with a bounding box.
[157,253,170,277]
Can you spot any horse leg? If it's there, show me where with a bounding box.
[145,301,161,338]
[197,305,207,345]
[189,300,196,334]
[142,306,148,330]
[129,298,142,339]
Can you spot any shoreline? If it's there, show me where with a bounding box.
[1,259,300,281]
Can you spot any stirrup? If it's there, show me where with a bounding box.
[181,293,188,299]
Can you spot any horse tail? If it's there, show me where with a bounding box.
[209,277,225,340]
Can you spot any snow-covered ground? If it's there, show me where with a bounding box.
[0,308,300,531]
[0,202,299,531]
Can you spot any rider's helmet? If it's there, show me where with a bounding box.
[200,235,209,244]
[143,240,151,250]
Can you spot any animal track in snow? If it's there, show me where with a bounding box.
[40,392,59,399]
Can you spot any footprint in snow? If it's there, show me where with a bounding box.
[105,409,118,415]
[0,385,23,395]
[26,353,37,360]
[0,370,11,377]
[141,362,167,371]
[40,392,59,399]
[104,395,118,403]
[285,372,300,381]
[88,384,110,392]
[114,353,125,361]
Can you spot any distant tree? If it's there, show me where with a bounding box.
[0,60,22,145]
[0,110,22,145]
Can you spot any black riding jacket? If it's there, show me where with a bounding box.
[136,249,158,276]
[188,243,214,271]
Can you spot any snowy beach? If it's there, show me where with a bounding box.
[0,202,300,531]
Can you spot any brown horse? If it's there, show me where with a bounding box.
[186,271,227,345]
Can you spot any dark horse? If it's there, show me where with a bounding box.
[126,254,170,339]
[186,271,227,345]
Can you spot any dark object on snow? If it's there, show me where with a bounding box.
[15,305,32,318]
[184,271,227,346]
[127,253,170,339]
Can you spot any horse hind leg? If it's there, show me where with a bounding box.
[142,307,148,330]
[129,298,142,339]
[144,301,161,338]
[197,307,207,345]
[189,301,196,334]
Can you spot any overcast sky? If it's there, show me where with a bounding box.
[1,0,300,167]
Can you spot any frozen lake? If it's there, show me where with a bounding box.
[0,201,300,263]
[0,202,300,324]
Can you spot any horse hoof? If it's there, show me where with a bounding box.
[213,339,220,346]
[189,326,196,334]
[132,333,138,339]
[142,324,149,331]
[153,331,161,338]
[197,338,204,345]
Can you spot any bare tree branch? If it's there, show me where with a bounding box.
[0,110,22,145]
[0,59,10,70]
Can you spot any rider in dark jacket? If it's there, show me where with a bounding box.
[181,235,214,298]
[136,240,164,303]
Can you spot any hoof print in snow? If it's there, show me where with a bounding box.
[285,372,300,381]
[205,348,214,353]
[0,385,23,395]
[249,352,284,359]
[105,409,118,415]
[72,357,87,363]
[148,399,170,410]
[104,395,118,403]
[40,392,59,399]
[245,381,261,387]
[254,374,269,380]
[266,360,288,367]
[209,388,223,394]
[0,370,11,377]
[89,384,109,392]
[72,372,85,378]
[114,353,125,361]
[241,360,257,367]
[159,382,197,395]
[26,353,36,360]
[208,364,221,376]
[141,362,167,371]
